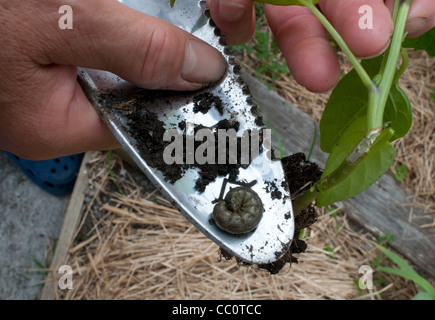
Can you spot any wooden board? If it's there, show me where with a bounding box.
[243,73,435,278]
[40,152,93,300]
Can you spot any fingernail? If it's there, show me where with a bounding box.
[360,39,391,59]
[219,0,246,22]
[406,17,427,35]
[181,39,226,86]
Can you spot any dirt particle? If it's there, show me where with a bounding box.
[264,180,282,200]
[193,92,225,115]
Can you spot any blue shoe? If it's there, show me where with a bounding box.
[5,152,84,195]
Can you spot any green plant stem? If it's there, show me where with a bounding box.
[366,86,381,135]
[299,0,411,136]
[394,48,409,84]
[378,0,401,76]
[366,0,412,133]
[284,0,412,213]
[392,0,400,22]
[292,127,395,212]
[299,0,373,90]
[292,187,320,214]
[317,128,394,191]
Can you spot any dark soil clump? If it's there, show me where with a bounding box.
[281,152,323,195]
[194,120,262,192]
[128,109,246,191]
[190,119,250,192]
[264,180,282,200]
[127,108,186,184]
[193,92,224,115]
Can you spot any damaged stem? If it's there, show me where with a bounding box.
[292,128,395,213]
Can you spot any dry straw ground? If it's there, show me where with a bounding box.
[52,151,418,300]
[49,19,434,300]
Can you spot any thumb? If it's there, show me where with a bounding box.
[40,0,226,91]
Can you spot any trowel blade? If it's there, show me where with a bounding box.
[78,0,294,264]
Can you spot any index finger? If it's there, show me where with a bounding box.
[265,4,341,92]
[318,0,394,57]
[208,0,256,45]
[385,0,435,37]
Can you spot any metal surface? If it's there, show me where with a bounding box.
[78,0,294,264]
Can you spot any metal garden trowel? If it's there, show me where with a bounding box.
[78,0,294,265]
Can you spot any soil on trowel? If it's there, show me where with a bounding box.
[220,152,322,274]
[99,89,263,193]
[127,109,185,184]
[193,92,224,115]
[189,119,248,192]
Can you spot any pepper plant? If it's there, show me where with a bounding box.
[255,0,428,213]
[171,0,434,213]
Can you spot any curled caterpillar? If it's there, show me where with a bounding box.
[213,186,263,234]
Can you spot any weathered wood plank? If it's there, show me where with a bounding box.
[40,151,93,300]
[243,73,435,278]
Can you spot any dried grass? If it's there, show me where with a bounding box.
[53,152,417,300]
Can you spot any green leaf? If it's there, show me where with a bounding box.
[384,80,412,142]
[376,244,435,299]
[323,243,335,259]
[412,292,433,300]
[394,164,408,181]
[255,28,272,60]
[321,116,367,178]
[33,257,46,270]
[376,245,414,273]
[317,117,396,207]
[377,232,395,245]
[170,0,176,8]
[319,69,368,153]
[402,27,435,57]
[33,258,48,276]
[320,55,412,153]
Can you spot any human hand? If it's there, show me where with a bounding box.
[0,0,226,160]
[208,0,435,92]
